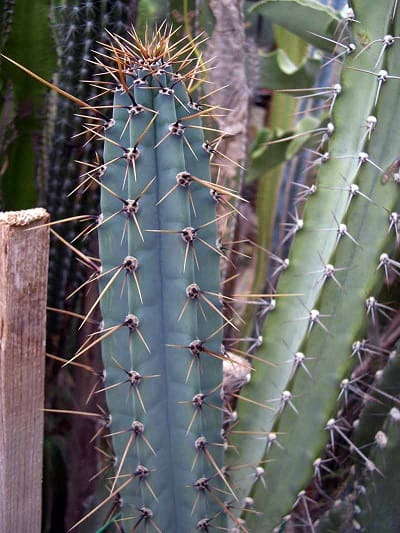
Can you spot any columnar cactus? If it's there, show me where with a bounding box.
[69,27,230,531]
[225,0,400,530]
[45,0,131,351]
[5,2,400,531]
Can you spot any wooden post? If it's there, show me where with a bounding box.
[0,208,49,532]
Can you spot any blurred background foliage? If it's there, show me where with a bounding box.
[0,0,56,209]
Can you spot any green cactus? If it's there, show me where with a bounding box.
[225,0,400,530]
[51,3,400,529]
[65,27,231,531]
[313,349,400,533]
[315,497,360,532]
[0,0,56,209]
[6,1,400,530]
[353,348,400,450]
[357,405,400,532]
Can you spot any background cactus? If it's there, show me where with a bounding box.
[45,0,133,355]
[0,0,55,209]
[47,2,400,530]
[225,0,400,530]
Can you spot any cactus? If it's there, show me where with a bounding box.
[60,26,232,531]
[0,0,56,210]
[225,0,400,530]
[353,348,400,449]
[5,1,400,530]
[37,4,133,529]
[331,347,400,533]
[45,0,132,352]
[357,406,400,531]
[315,498,360,532]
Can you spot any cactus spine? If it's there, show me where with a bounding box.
[57,5,400,529]
[45,0,131,351]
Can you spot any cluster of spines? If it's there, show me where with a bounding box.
[223,1,400,530]
[313,350,400,532]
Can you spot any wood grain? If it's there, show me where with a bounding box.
[0,208,49,532]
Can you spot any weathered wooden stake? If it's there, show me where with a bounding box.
[0,208,49,533]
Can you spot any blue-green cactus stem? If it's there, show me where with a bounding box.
[174,79,226,458]
[87,30,225,532]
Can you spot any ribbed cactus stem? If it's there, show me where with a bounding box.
[226,0,400,529]
[80,28,226,531]
[45,0,131,350]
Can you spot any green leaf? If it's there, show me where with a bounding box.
[249,0,341,51]
[246,116,323,183]
[285,115,322,158]
[246,128,291,182]
[259,48,321,90]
